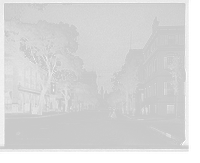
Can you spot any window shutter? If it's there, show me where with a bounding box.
[164,57,167,69]
[164,82,167,95]
[175,35,178,45]
[165,35,168,45]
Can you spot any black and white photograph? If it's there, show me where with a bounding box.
[1,2,189,152]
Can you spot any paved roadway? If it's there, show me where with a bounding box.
[4,110,185,149]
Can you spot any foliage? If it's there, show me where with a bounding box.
[107,90,125,106]
[168,54,183,93]
[73,82,98,106]
[111,60,139,113]
[168,53,183,118]
[4,19,82,114]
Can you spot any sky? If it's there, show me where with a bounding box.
[4,3,185,92]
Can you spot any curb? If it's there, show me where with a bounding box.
[5,112,67,119]
[122,114,167,121]
[149,126,184,143]
[123,115,184,123]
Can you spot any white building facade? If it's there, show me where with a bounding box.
[143,19,185,116]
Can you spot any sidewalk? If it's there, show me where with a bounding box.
[5,111,67,119]
[123,114,186,144]
[123,113,184,121]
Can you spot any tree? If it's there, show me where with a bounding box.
[55,57,83,111]
[4,18,25,60]
[5,20,80,115]
[168,53,183,119]
[111,66,139,115]
[125,59,139,115]
[55,69,78,112]
[74,82,98,107]
[107,90,125,114]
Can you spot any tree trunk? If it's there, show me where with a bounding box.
[132,97,135,116]
[122,102,124,114]
[37,88,46,115]
[65,98,69,112]
[125,91,129,114]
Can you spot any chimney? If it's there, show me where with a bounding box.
[152,17,159,33]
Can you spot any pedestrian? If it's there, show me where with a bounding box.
[141,107,144,115]
[108,107,112,119]
[110,108,117,119]
[145,106,148,115]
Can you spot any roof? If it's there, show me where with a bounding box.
[143,25,185,52]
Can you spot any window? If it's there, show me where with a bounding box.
[144,68,147,80]
[164,82,174,95]
[164,56,174,69]
[168,34,176,45]
[167,105,175,114]
[148,86,151,97]
[148,64,151,76]
[154,83,157,96]
[153,58,157,72]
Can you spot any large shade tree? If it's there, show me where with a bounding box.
[5,20,80,115]
[111,65,139,114]
[55,57,83,112]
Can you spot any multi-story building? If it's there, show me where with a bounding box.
[136,18,186,119]
[126,49,144,112]
[4,53,56,114]
[82,69,97,90]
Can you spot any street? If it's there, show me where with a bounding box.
[4,110,185,149]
